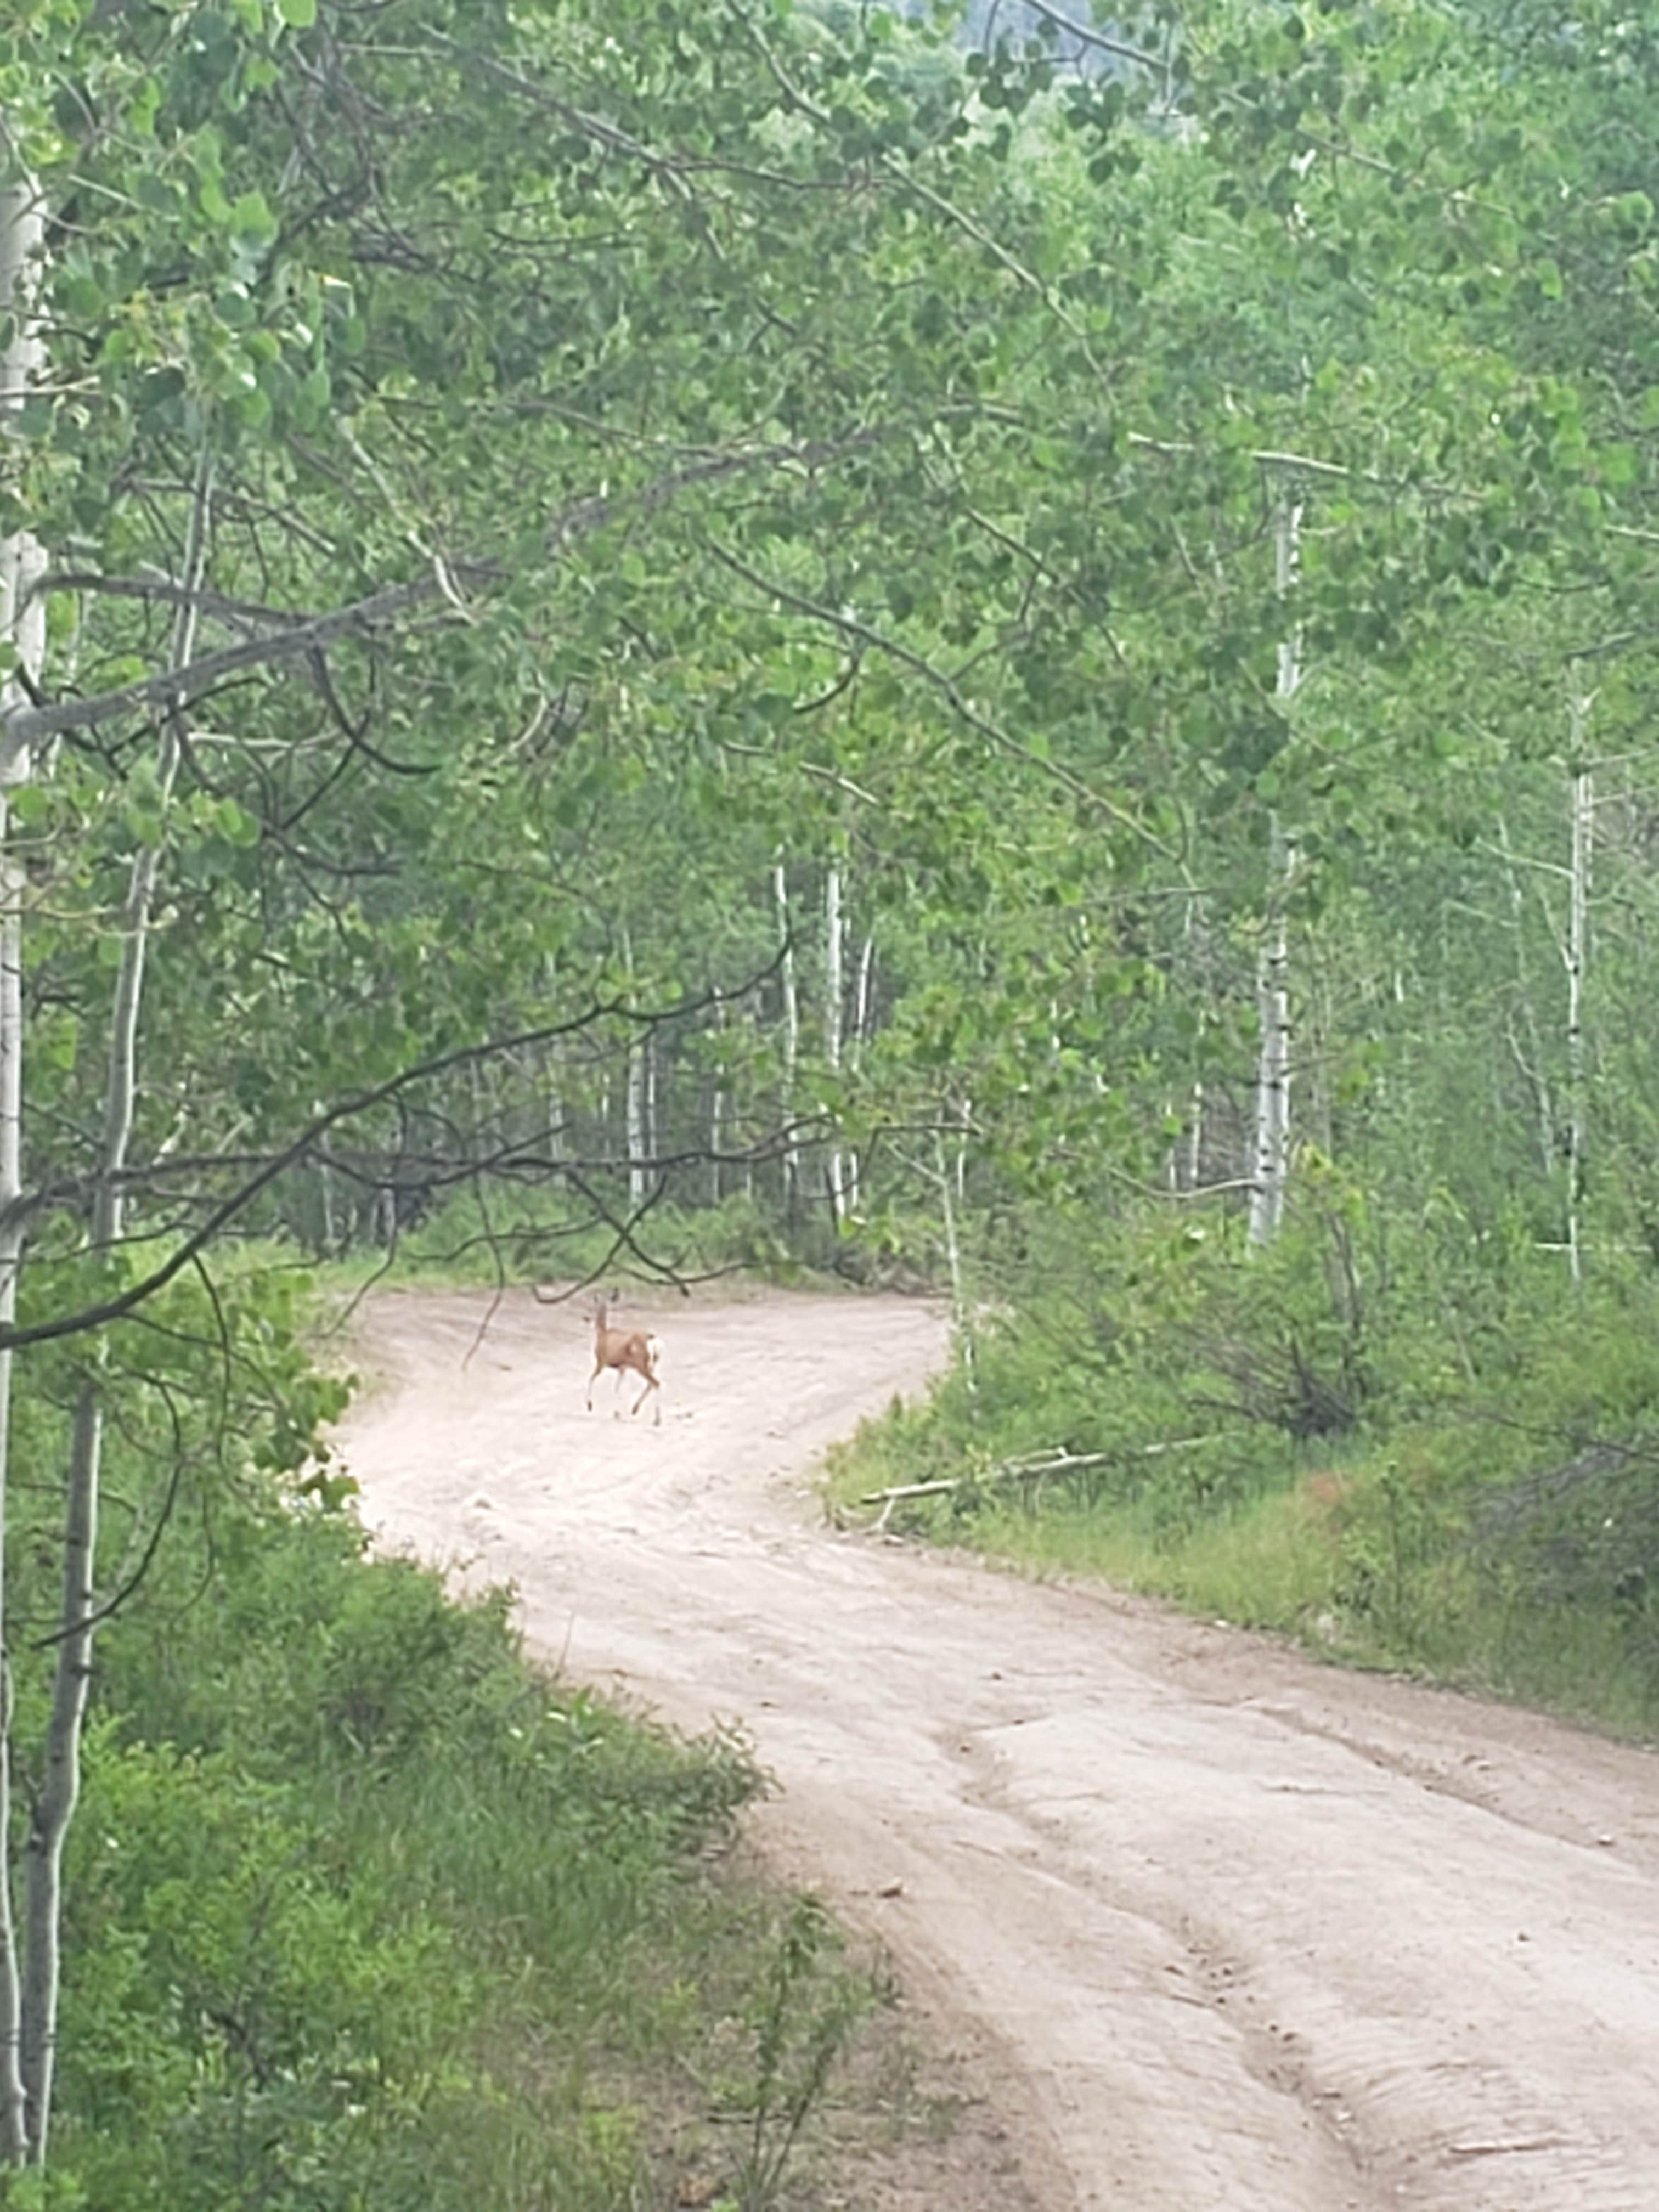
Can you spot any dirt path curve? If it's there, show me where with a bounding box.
[337,1286,1659,2212]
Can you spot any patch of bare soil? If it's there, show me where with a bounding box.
[337,1286,1659,2212]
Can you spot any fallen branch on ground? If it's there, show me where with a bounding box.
[860,1438,1219,1513]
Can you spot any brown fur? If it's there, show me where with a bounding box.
[587,1296,662,1425]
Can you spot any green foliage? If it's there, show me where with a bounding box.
[725,1897,874,2212]
[833,1194,1659,1734]
[37,1454,801,2211]
[10,0,1659,2181]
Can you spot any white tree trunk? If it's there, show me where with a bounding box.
[645,1027,658,1177]
[935,1129,974,1390]
[774,862,799,1212]
[825,862,845,1222]
[708,1063,724,1205]
[1180,898,1207,1193]
[847,932,874,1212]
[318,1132,338,1252]
[619,927,647,1212]
[1566,684,1593,1288]
[0,126,46,2168]
[1247,494,1302,1250]
[854,933,875,1048]
[708,997,729,1205]
[627,1032,648,1213]
[1183,1076,1205,1193]
[21,453,212,2164]
[741,999,755,1203]
[541,956,566,1163]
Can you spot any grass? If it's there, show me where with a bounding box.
[825,1298,1659,1742]
[43,1453,952,2212]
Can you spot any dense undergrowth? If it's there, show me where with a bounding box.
[827,1204,1659,1739]
[5,1257,889,2212]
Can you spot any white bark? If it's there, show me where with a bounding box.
[854,933,875,1049]
[544,1045,566,1164]
[708,997,729,1205]
[1183,1079,1205,1193]
[845,932,874,1213]
[0,126,46,2168]
[774,863,799,1211]
[1247,495,1301,1250]
[1565,685,1593,1289]
[709,1062,724,1204]
[318,1133,338,1252]
[1180,898,1207,1193]
[619,928,647,1212]
[541,957,566,1163]
[935,1129,974,1390]
[645,1028,658,1180]
[825,863,845,1222]
[627,1033,647,1212]
[22,452,213,2164]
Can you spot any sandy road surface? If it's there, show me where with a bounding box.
[337,1286,1659,2212]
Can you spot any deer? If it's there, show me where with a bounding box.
[586,1294,662,1425]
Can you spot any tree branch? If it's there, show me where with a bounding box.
[2,428,902,767]
[0,950,797,1347]
[0,1005,617,1350]
[0,571,488,762]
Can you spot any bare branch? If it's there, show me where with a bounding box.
[1017,0,1169,72]
[26,572,305,632]
[0,1003,613,1350]
[1,572,487,761]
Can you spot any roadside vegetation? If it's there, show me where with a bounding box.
[21,1274,913,2212]
[828,1206,1659,1740]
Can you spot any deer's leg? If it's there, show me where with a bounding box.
[586,1355,604,1411]
[631,1370,661,1423]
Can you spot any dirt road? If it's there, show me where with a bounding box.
[338,1286,1659,2211]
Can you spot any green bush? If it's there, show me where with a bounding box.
[38,1459,776,2210]
[830,1193,1659,1734]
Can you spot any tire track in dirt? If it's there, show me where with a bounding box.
[337,1286,1659,2212]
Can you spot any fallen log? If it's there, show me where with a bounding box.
[859,1439,1216,1508]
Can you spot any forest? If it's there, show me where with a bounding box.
[3,0,1659,2203]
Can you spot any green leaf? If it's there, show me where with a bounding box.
[230,190,276,245]
[5,783,50,826]
[217,799,262,848]
[277,0,318,22]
